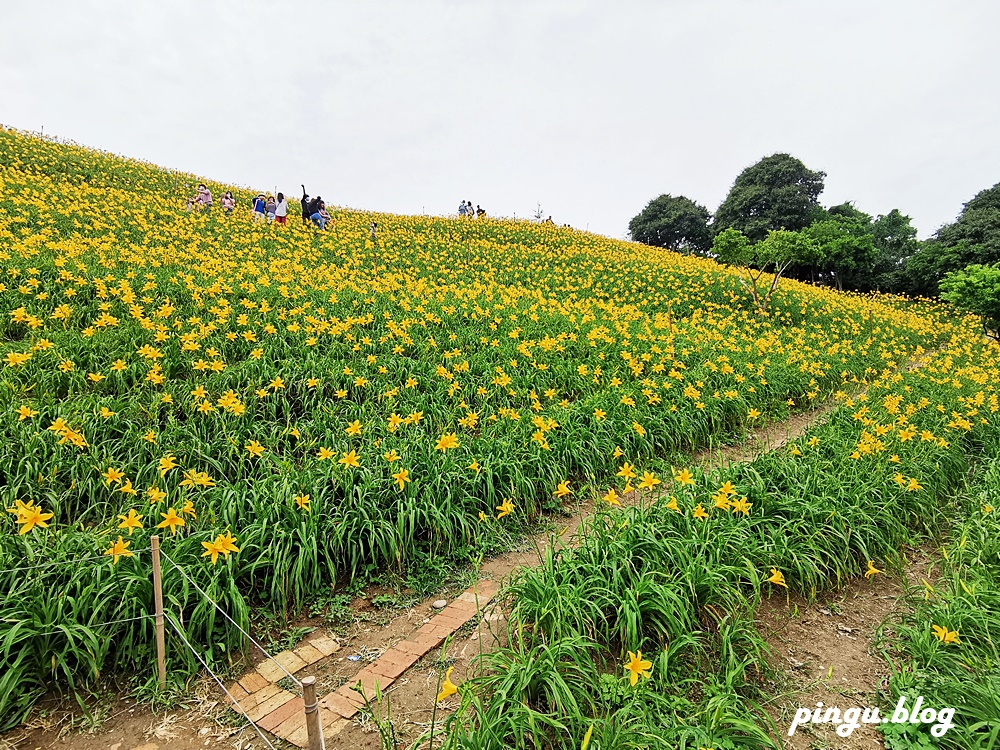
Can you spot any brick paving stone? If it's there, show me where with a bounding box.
[416,621,454,639]
[245,689,295,723]
[310,634,341,656]
[284,714,350,747]
[394,639,425,657]
[437,603,469,616]
[256,650,306,682]
[333,685,367,710]
[293,642,324,666]
[277,708,351,747]
[224,681,250,704]
[460,594,485,609]
[257,695,304,732]
[474,581,499,597]
[237,671,270,694]
[370,649,420,680]
[255,661,283,683]
[323,716,352,737]
[275,649,308,672]
[319,691,359,719]
[283,708,345,748]
[241,683,282,710]
[284,727,309,748]
[455,591,480,605]
[411,631,446,651]
[445,602,478,619]
[353,667,393,696]
[270,707,307,739]
[430,612,468,630]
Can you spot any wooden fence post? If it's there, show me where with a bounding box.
[151,534,166,689]
[302,676,325,750]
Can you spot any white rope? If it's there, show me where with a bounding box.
[163,614,279,750]
[159,549,302,687]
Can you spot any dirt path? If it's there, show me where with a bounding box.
[0,400,882,750]
[760,549,934,749]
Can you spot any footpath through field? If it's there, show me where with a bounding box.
[0,397,908,750]
[236,399,847,749]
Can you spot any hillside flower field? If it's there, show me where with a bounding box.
[1,128,998,746]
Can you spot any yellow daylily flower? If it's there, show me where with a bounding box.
[624,650,653,686]
[105,536,133,564]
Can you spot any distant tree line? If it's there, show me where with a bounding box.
[628,154,1000,309]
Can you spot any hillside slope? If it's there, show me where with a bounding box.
[0,127,965,730]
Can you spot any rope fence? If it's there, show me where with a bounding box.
[163,613,279,750]
[2,535,325,748]
[159,548,303,688]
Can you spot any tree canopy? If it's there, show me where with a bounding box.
[712,154,826,242]
[712,227,820,311]
[901,182,1000,296]
[937,182,1000,252]
[939,263,1000,341]
[803,206,877,291]
[628,194,712,254]
[627,153,1000,303]
[869,209,920,291]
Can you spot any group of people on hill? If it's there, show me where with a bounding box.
[250,192,289,223]
[300,186,333,230]
[186,184,491,235]
[458,200,485,218]
[185,183,214,212]
[184,183,382,242]
[186,183,331,229]
[185,184,239,216]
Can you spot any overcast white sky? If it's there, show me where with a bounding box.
[2,1,997,239]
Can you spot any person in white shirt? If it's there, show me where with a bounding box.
[275,193,288,225]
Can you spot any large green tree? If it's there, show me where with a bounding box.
[902,182,1000,296]
[713,227,820,311]
[628,194,712,254]
[803,204,877,291]
[869,209,920,292]
[937,182,1000,252]
[939,263,1000,341]
[713,154,826,242]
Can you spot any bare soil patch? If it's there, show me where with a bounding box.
[695,403,836,469]
[760,548,934,749]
